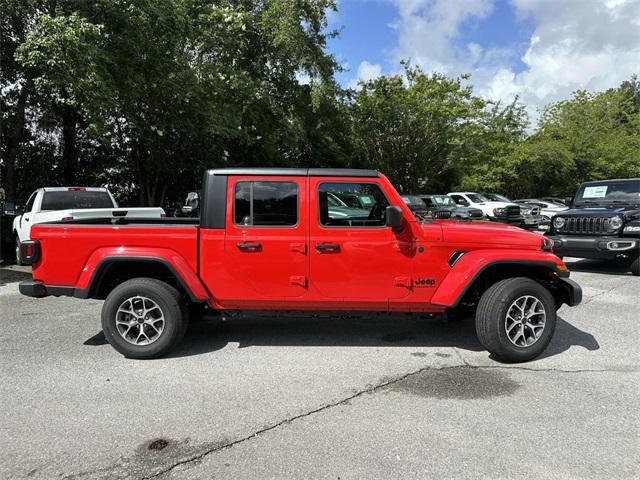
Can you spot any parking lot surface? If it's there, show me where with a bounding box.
[1,259,638,480]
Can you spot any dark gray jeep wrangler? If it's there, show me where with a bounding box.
[546,178,640,275]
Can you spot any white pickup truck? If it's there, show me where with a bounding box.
[447,192,523,226]
[13,187,164,264]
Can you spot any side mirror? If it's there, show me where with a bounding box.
[385,205,403,229]
[181,205,193,214]
[564,196,573,207]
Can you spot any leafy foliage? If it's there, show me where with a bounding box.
[1,0,638,208]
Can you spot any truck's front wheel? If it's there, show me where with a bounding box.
[475,277,556,363]
[101,278,187,359]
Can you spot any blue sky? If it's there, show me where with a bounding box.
[324,0,640,122]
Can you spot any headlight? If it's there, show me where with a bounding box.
[493,208,507,216]
[521,208,531,215]
[553,216,565,229]
[609,215,623,231]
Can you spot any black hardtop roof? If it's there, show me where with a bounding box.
[580,178,640,185]
[205,168,379,178]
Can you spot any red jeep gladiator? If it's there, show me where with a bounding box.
[18,168,581,362]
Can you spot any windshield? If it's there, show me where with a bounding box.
[467,193,489,203]
[431,195,454,206]
[574,181,640,205]
[41,190,114,211]
[486,193,511,202]
[401,195,425,207]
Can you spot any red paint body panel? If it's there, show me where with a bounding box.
[28,173,566,313]
[430,250,564,307]
[30,224,207,299]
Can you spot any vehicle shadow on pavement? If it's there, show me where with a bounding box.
[0,267,31,286]
[566,258,632,276]
[538,315,600,360]
[130,313,598,360]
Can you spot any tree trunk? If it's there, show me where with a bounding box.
[4,84,29,201]
[61,106,78,185]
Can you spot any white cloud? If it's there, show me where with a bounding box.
[390,0,493,74]
[386,0,640,124]
[348,60,383,88]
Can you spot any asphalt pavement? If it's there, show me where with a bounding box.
[0,259,638,480]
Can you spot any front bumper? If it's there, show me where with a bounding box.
[491,215,523,225]
[521,215,541,229]
[559,278,582,306]
[548,235,639,260]
[19,280,75,298]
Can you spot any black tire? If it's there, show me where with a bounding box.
[101,278,188,359]
[630,256,639,276]
[475,277,557,363]
[14,235,24,266]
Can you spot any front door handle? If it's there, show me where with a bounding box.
[315,243,340,253]
[237,242,262,252]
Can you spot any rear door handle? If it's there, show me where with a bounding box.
[315,243,340,253]
[237,242,262,252]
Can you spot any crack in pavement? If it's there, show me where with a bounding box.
[581,286,619,305]
[143,362,636,479]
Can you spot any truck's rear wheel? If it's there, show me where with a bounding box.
[475,277,556,363]
[101,278,187,359]
[15,235,24,266]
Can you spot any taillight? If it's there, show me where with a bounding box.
[67,187,86,192]
[20,240,41,265]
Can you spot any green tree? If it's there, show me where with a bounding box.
[351,65,486,193]
[10,0,341,205]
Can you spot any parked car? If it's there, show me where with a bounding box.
[333,192,376,210]
[546,178,640,275]
[541,196,569,206]
[515,198,568,225]
[175,191,200,217]
[448,192,523,225]
[400,195,430,216]
[19,168,581,362]
[12,187,164,264]
[419,194,483,220]
[482,193,542,230]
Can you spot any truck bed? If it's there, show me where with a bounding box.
[31,218,200,287]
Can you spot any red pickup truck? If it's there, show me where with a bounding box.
[19,168,581,362]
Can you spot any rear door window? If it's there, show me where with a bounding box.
[234,181,298,226]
